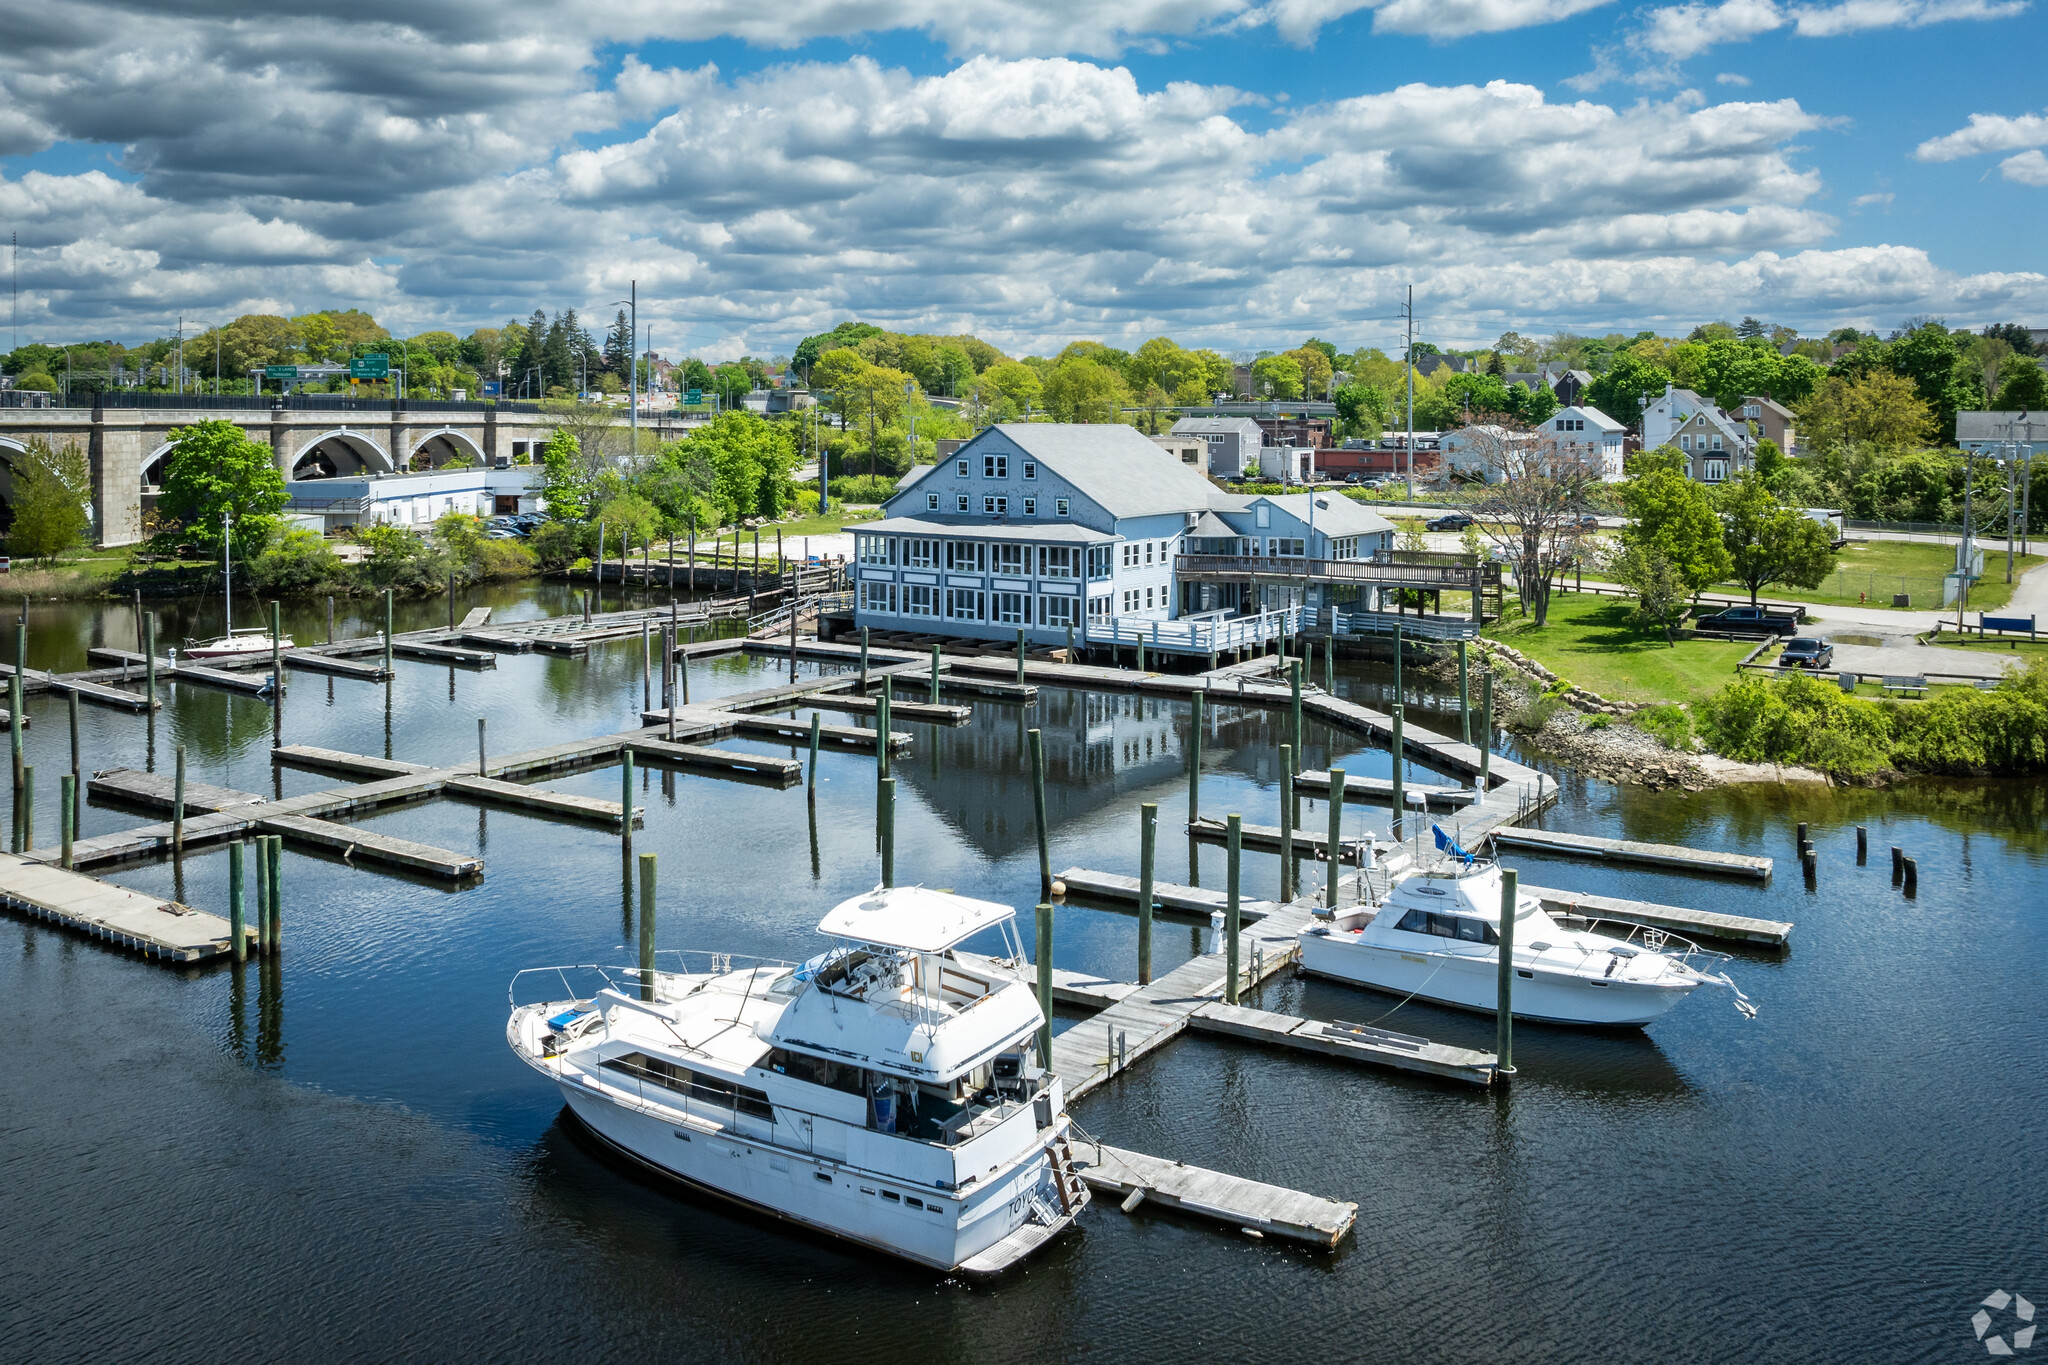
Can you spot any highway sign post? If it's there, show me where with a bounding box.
[349,355,390,380]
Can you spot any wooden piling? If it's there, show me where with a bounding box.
[1902,856,1917,894]
[1479,674,1493,789]
[228,840,246,962]
[1028,728,1050,892]
[142,612,156,710]
[1495,866,1517,1078]
[1289,660,1303,769]
[1016,628,1027,685]
[1036,902,1054,1061]
[1279,744,1294,902]
[620,747,635,836]
[67,690,79,826]
[1138,802,1156,986]
[447,573,456,631]
[19,765,30,851]
[1225,813,1242,1006]
[1188,692,1203,825]
[1324,631,1335,693]
[1891,845,1904,882]
[477,717,488,775]
[1458,638,1470,745]
[807,713,821,789]
[642,620,652,709]
[1392,621,1404,703]
[173,745,186,853]
[1802,848,1817,879]
[929,644,941,706]
[638,852,657,1002]
[789,600,798,683]
[876,680,891,780]
[679,651,690,706]
[1796,821,1808,848]
[1325,768,1346,907]
[1856,826,1867,862]
[254,837,270,954]
[1390,704,1406,837]
[860,627,869,689]
[59,773,74,868]
[327,595,335,645]
[879,775,896,888]
[265,834,282,947]
[382,590,394,675]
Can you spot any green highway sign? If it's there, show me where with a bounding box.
[350,354,390,379]
[264,365,298,379]
[686,388,703,403]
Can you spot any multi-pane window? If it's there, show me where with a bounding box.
[1269,538,1305,557]
[1022,498,1036,516]
[983,496,1008,516]
[1088,594,1111,623]
[857,536,891,565]
[1056,498,1069,517]
[956,459,970,476]
[993,592,1028,624]
[956,494,970,512]
[926,493,939,510]
[946,588,983,621]
[861,581,896,613]
[902,539,937,570]
[945,540,986,573]
[1022,461,1037,479]
[983,454,1009,479]
[1121,543,1136,569]
[902,585,939,618]
[1040,596,1077,627]
[1704,458,1728,483]
[1087,545,1113,580]
[990,544,1024,576]
[1039,546,1075,579]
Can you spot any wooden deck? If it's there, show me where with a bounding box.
[625,738,804,784]
[88,768,267,814]
[442,774,639,829]
[1069,1141,1356,1249]
[270,745,432,780]
[257,813,482,880]
[1489,826,1773,879]
[0,853,247,961]
[1189,1002,1495,1085]
[1294,768,1475,809]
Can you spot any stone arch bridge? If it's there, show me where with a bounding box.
[0,398,559,545]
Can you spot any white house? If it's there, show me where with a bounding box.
[1640,384,1713,451]
[1548,405,1627,481]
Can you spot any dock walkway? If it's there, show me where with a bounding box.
[1490,826,1773,879]
[1070,1142,1355,1249]
[0,854,246,961]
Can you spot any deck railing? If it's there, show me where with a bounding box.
[1095,605,1302,654]
[1175,553,1496,590]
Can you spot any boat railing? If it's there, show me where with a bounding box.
[1576,919,1732,968]
[508,953,797,1010]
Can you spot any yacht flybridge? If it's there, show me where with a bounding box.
[507,886,1089,1274]
[1300,859,1754,1027]
[183,510,296,662]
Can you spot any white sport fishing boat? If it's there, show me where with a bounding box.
[507,886,1090,1274]
[1300,856,1754,1027]
[183,510,295,662]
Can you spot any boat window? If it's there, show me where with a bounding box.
[604,1052,775,1121]
[1427,913,1461,938]
[1395,909,1431,933]
[766,1047,867,1097]
[1456,918,1486,943]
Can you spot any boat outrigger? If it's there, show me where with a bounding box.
[183,510,296,662]
[1300,842,1755,1028]
[508,886,1090,1273]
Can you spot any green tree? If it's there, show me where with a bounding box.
[5,437,93,562]
[1610,544,1690,637]
[1586,352,1673,428]
[538,430,591,522]
[1719,473,1838,605]
[1250,355,1302,400]
[1619,460,1732,593]
[651,412,796,527]
[975,360,1043,419]
[1333,381,1388,439]
[1798,372,1934,454]
[757,464,787,520]
[1995,356,2048,410]
[1041,358,1129,422]
[154,420,288,553]
[13,370,57,393]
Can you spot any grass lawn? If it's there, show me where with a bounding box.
[1923,633,2048,660]
[1712,539,2047,612]
[1482,591,1755,706]
[704,506,881,543]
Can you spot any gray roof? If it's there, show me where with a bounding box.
[1559,405,1625,432]
[993,423,1222,520]
[861,515,1114,544]
[1171,416,1263,438]
[895,463,937,490]
[1250,493,1394,539]
[1190,510,1236,539]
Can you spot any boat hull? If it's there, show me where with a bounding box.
[1298,933,1696,1027]
[554,1077,1075,1274]
[184,638,296,661]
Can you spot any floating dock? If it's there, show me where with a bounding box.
[442,774,639,829]
[1189,1002,1495,1085]
[1186,815,1376,865]
[1054,867,1283,923]
[1524,883,1792,947]
[88,768,267,814]
[1489,827,1773,879]
[0,853,246,961]
[1294,768,1475,809]
[1070,1142,1356,1249]
[257,813,482,880]
[625,738,803,784]
[270,745,432,780]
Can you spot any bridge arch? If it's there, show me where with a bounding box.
[0,436,24,529]
[291,429,393,480]
[407,427,486,471]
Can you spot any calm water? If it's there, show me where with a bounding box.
[4,586,2043,1364]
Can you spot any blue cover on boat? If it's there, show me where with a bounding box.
[546,1008,588,1032]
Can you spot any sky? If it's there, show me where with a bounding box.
[1,0,2044,362]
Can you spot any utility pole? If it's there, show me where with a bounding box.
[10,231,15,354]
[630,280,639,460]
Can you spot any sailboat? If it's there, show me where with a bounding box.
[183,510,296,662]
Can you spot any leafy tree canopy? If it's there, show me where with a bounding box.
[154,420,288,554]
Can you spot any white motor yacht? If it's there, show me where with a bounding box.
[1299,859,1754,1027]
[183,510,295,662]
[507,886,1089,1274]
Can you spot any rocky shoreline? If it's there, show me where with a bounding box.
[1523,708,1831,790]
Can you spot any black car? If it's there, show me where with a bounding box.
[1777,637,1835,669]
[1425,512,1474,531]
[1694,605,1799,636]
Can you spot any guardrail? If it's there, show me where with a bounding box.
[58,393,544,415]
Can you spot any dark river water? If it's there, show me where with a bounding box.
[4,584,2043,1364]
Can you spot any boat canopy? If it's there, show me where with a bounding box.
[816,886,1014,955]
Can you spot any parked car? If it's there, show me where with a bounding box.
[1694,605,1799,637]
[1570,513,1601,530]
[1777,637,1835,669]
[1425,512,1474,531]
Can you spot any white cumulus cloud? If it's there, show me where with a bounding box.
[1915,109,2048,161]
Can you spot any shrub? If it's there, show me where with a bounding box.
[1632,703,1694,751]
[1585,713,1612,730]
[530,523,584,571]
[355,523,450,594]
[247,528,342,594]
[793,488,820,517]
[827,474,901,505]
[1699,672,1890,778]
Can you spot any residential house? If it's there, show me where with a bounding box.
[1639,384,1713,451]
[1547,405,1627,481]
[1257,445,1317,484]
[1415,354,1470,378]
[1736,396,1797,453]
[1551,370,1591,408]
[1170,416,1264,478]
[1671,407,1753,484]
[1439,425,1522,483]
[1253,415,1334,449]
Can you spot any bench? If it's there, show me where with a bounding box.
[1977,614,2037,644]
[1881,675,1927,697]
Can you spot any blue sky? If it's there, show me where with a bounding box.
[1,0,2043,357]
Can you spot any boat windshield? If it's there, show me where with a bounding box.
[1393,907,1499,944]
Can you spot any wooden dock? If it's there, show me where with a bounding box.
[1069,1142,1355,1249]
[1054,867,1283,923]
[1,661,157,710]
[284,651,390,681]
[797,693,974,725]
[1189,1002,1495,1086]
[88,768,267,813]
[257,813,482,880]
[86,649,276,695]
[1186,815,1375,866]
[624,738,804,784]
[1525,883,1792,947]
[442,774,640,829]
[460,630,537,653]
[459,607,493,629]
[392,640,497,667]
[1295,768,1475,809]
[1489,827,1773,879]
[270,745,432,780]
[951,950,1137,1011]
[0,853,247,961]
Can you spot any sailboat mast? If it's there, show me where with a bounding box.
[223,509,232,635]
